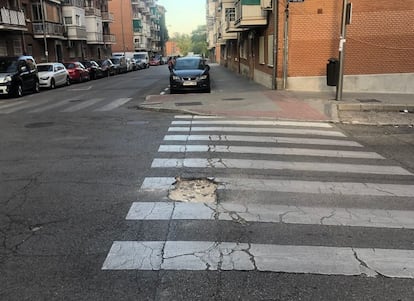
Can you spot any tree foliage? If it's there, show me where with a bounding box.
[170,25,208,56]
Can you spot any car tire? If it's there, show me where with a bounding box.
[50,78,56,89]
[15,83,23,97]
[170,89,176,94]
[66,76,71,86]
[33,81,40,93]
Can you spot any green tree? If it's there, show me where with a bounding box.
[191,25,208,56]
[172,33,192,56]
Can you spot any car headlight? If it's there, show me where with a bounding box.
[40,76,50,80]
[172,75,181,81]
[199,75,208,80]
[2,76,12,83]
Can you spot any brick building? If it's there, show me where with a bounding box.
[207,0,414,93]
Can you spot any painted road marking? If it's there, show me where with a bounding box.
[151,158,413,176]
[168,127,346,137]
[94,98,132,111]
[158,145,384,159]
[174,115,223,119]
[172,120,333,128]
[163,134,363,147]
[61,98,104,112]
[29,99,72,113]
[126,202,414,229]
[0,98,52,114]
[102,240,414,278]
[0,100,29,110]
[140,177,414,197]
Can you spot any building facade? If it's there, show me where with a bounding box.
[0,0,115,62]
[108,0,165,55]
[207,0,414,93]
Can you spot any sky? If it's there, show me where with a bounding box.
[156,0,206,36]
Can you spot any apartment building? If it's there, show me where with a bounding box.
[108,0,165,55]
[207,0,414,93]
[0,0,115,62]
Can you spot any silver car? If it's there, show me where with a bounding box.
[37,62,70,89]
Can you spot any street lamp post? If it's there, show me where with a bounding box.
[40,0,48,62]
[336,0,349,101]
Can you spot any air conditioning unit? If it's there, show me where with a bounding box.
[261,0,272,10]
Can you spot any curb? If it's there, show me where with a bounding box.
[337,103,414,112]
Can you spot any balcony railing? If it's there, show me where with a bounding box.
[103,34,116,44]
[101,11,114,22]
[87,31,103,44]
[65,25,87,40]
[234,0,267,28]
[0,8,26,30]
[62,0,84,8]
[33,22,65,38]
[85,7,101,17]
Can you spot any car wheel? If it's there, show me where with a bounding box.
[15,84,23,97]
[170,89,175,94]
[50,78,56,89]
[66,76,71,86]
[33,81,40,93]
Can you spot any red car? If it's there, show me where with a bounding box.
[149,57,161,66]
[63,62,90,83]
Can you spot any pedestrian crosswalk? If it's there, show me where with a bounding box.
[102,115,414,279]
[0,97,132,114]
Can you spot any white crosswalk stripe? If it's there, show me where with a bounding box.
[103,116,414,279]
[0,97,132,114]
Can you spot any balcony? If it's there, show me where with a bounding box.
[33,22,65,39]
[85,7,101,17]
[65,25,87,40]
[234,0,267,28]
[0,8,27,31]
[226,19,247,33]
[103,34,116,44]
[62,0,84,8]
[101,11,114,23]
[134,42,146,50]
[87,31,103,44]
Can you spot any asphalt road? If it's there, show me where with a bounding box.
[1,65,414,300]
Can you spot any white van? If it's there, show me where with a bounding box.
[132,52,150,69]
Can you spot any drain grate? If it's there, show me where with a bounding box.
[24,122,55,128]
[222,98,244,101]
[357,99,381,103]
[175,102,202,106]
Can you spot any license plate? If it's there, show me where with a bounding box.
[183,81,197,86]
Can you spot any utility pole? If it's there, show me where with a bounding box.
[272,0,279,90]
[40,0,48,62]
[336,0,349,101]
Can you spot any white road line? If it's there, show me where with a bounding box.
[151,158,413,176]
[0,99,52,114]
[163,134,363,147]
[28,99,72,113]
[94,98,132,111]
[0,100,29,110]
[102,240,414,278]
[172,120,332,128]
[139,177,414,197]
[168,127,346,137]
[158,145,384,159]
[126,202,414,229]
[61,98,104,112]
[174,115,223,119]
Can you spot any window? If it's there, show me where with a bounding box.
[225,8,235,22]
[13,40,22,56]
[267,35,274,66]
[64,17,72,25]
[32,3,42,21]
[0,40,7,56]
[259,36,265,64]
[76,15,80,26]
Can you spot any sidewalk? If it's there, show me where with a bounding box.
[139,64,414,125]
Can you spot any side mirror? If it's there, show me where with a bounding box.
[205,65,210,71]
[20,66,27,72]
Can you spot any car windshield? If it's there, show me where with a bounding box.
[133,54,145,60]
[111,58,120,64]
[0,59,18,73]
[37,65,53,72]
[64,63,76,69]
[82,62,92,67]
[174,59,203,70]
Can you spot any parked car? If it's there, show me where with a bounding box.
[111,56,128,74]
[0,55,39,97]
[149,56,161,66]
[126,58,134,72]
[97,59,116,76]
[133,52,150,68]
[63,62,90,83]
[80,60,104,80]
[130,58,138,71]
[169,56,211,94]
[37,62,70,89]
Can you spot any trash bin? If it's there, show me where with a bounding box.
[326,58,339,86]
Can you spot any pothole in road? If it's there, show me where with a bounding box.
[24,122,55,128]
[168,177,217,203]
